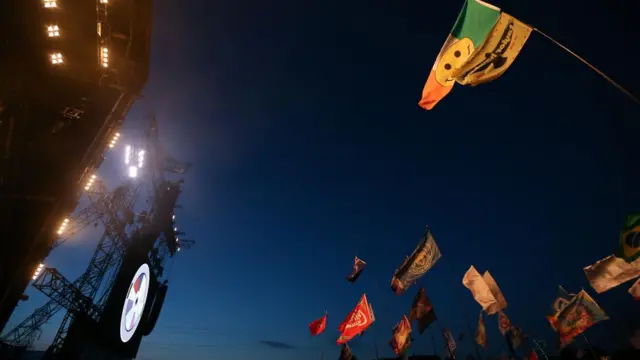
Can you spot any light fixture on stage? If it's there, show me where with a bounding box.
[50,53,63,65]
[43,0,57,8]
[125,145,145,178]
[128,166,138,178]
[137,150,145,168]
[47,25,60,38]
[100,0,108,3]
[109,132,120,148]
[32,263,45,281]
[84,174,97,191]
[57,218,69,235]
[119,263,150,343]
[101,47,109,68]
[125,145,131,164]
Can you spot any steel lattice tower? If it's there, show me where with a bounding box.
[1,115,193,358]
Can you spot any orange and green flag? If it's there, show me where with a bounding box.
[419,0,500,110]
[453,12,532,86]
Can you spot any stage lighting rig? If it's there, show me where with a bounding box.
[50,53,63,65]
[32,264,45,281]
[84,174,97,191]
[125,145,146,178]
[109,132,121,149]
[43,0,57,8]
[47,25,60,38]
[101,47,109,68]
[56,218,69,235]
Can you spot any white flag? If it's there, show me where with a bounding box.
[583,255,640,293]
[462,266,499,314]
[483,271,508,313]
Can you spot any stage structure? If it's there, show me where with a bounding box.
[1,115,194,359]
[0,0,154,333]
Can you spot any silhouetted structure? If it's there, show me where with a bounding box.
[0,0,153,333]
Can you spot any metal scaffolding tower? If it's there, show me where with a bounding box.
[0,115,193,357]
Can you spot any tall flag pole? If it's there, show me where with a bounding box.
[428,326,438,356]
[530,339,548,360]
[373,337,380,360]
[464,311,483,360]
[530,28,640,106]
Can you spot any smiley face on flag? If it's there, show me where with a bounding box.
[434,38,475,87]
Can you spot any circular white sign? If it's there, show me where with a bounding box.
[119,263,150,343]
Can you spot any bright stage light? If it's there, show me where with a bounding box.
[84,174,97,191]
[47,25,60,37]
[100,47,109,68]
[125,146,145,178]
[50,53,63,65]
[137,150,145,168]
[109,132,120,148]
[32,263,45,281]
[120,263,150,343]
[125,145,131,164]
[100,0,108,3]
[57,218,69,235]
[43,0,57,8]
[128,166,138,178]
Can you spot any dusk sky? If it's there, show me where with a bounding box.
[7,0,640,359]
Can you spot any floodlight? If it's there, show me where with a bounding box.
[137,150,145,168]
[32,263,45,280]
[57,218,69,235]
[128,166,138,178]
[50,53,63,65]
[100,47,109,68]
[109,132,120,148]
[43,0,57,8]
[47,25,60,37]
[100,0,108,3]
[125,145,131,164]
[84,174,97,190]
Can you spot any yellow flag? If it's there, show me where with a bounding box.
[453,12,532,86]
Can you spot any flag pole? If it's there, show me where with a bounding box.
[581,333,598,360]
[530,339,549,360]
[429,327,438,356]
[530,27,640,106]
[464,311,483,360]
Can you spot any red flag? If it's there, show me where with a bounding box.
[527,350,539,360]
[309,313,327,336]
[337,294,375,344]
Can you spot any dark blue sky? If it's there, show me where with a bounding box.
[9,0,640,359]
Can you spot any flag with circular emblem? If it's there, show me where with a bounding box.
[616,213,640,263]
